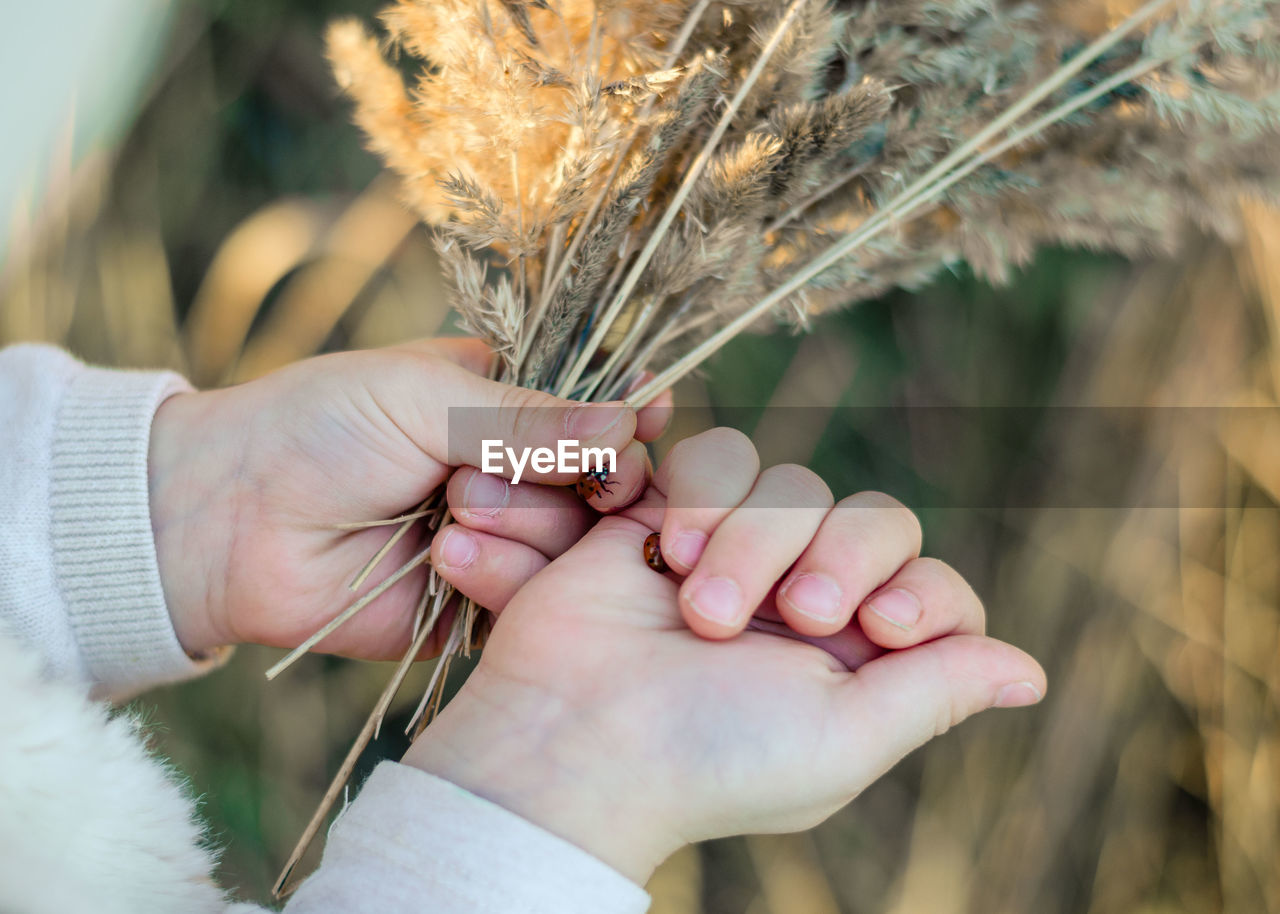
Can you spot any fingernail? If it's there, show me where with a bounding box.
[566,401,629,442]
[438,527,478,569]
[687,577,743,625]
[462,472,508,517]
[994,681,1043,708]
[669,530,708,569]
[780,573,843,622]
[864,588,922,630]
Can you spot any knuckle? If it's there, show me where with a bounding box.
[444,469,468,508]
[698,427,759,465]
[762,463,833,507]
[930,666,962,738]
[936,698,959,739]
[664,427,759,482]
[910,556,956,590]
[664,435,694,465]
[908,557,986,633]
[844,491,921,550]
[501,387,555,444]
[399,345,451,383]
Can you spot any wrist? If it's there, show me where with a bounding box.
[402,674,679,885]
[148,390,238,655]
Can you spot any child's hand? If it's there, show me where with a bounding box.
[409,428,1046,884]
[148,337,669,659]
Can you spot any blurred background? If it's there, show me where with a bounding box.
[2,1,1277,912]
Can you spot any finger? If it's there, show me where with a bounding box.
[617,484,668,532]
[367,348,639,483]
[774,491,922,636]
[527,512,685,626]
[457,387,637,485]
[825,635,1046,789]
[447,466,596,557]
[626,373,674,443]
[430,524,550,613]
[394,336,495,376]
[635,392,674,442]
[746,615,885,673]
[579,439,651,514]
[653,428,760,573]
[678,464,833,639]
[857,557,984,649]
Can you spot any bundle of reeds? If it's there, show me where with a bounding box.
[267,0,1280,893]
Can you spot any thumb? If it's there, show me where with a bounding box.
[429,360,637,484]
[826,634,1045,788]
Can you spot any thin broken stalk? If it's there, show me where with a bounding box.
[332,508,432,531]
[347,497,433,589]
[265,543,432,680]
[272,593,442,898]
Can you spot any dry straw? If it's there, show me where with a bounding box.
[270,0,1280,894]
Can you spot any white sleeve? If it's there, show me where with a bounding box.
[284,762,652,914]
[1,344,651,914]
[0,343,222,695]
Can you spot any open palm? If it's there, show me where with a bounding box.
[414,436,1045,882]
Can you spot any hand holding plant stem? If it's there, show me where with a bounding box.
[265,0,1279,887]
[147,337,671,664]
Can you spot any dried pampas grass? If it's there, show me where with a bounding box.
[270,0,1280,894]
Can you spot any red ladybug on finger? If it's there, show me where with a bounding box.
[575,469,618,501]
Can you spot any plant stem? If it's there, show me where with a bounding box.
[557,0,814,396]
[406,623,462,733]
[347,496,432,589]
[266,544,432,679]
[516,0,712,370]
[763,162,870,235]
[628,0,1178,407]
[333,508,432,530]
[588,292,665,399]
[271,596,442,898]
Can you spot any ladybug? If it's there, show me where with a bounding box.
[575,468,618,501]
[643,532,668,573]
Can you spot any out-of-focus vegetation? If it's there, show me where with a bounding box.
[1,2,1277,911]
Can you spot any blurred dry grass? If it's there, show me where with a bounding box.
[1,159,446,380]
[644,219,1280,914]
[2,4,1277,911]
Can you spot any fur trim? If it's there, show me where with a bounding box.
[0,628,226,913]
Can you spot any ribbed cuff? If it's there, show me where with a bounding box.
[49,363,226,695]
[285,762,652,914]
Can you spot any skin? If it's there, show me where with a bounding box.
[421,430,1046,884]
[148,336,671,659]
[150,339,1045,886]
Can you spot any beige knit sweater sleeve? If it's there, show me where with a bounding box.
[0,343,651,914]
[0,343,212,695]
